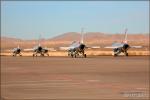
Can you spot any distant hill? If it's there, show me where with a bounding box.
[1,36,22,43]
[1,32,149,49]
[49,32,149,42]
[49,32,81,41]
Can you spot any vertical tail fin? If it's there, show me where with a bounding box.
[123,28,128,43]
[38,34,42,46]
[81,28,84,44]
[17,45,20,48]
[17,38,21,48]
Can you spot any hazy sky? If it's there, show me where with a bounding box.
[1,1,149,39]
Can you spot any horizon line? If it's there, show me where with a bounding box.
[1,32,149,40]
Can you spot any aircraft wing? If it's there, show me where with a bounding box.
[62,42,80,50]
[59,47,70,50]
[70,42,80,48]
[83,45,89,48]
[43,48,57,51]
[130,46,142,48]
[104,43,124,49]
[84,46,101,49]
[105,45,142,49]
[3,49,14,52]
[104,46,121,49]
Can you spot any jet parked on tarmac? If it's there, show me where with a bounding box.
[24,35,51,56]
[12,45,22,56]
[105,29,142,56]
[67,28,87,58]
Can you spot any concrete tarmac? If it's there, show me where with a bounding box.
[1,56,149,99]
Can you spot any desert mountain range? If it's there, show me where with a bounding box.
[1,32,149,49]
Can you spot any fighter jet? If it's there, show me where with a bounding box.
[24,35,50,56]
[32,44,49,56]
[105,29,142,56]
[12,45,22,56]
[68,28,87,58]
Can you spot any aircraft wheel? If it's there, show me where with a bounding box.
[125,52,128,56]
[68,53,70,56]
[74,54,76,58]
[33,54,35,57]
[84,54,86,58]
[113,54,117,57]
[71,54,74,58]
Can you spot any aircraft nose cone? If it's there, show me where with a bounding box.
[123,44,130,49]
[38,46,42,51]
[80,44,85,50]
[17,49,21,52]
